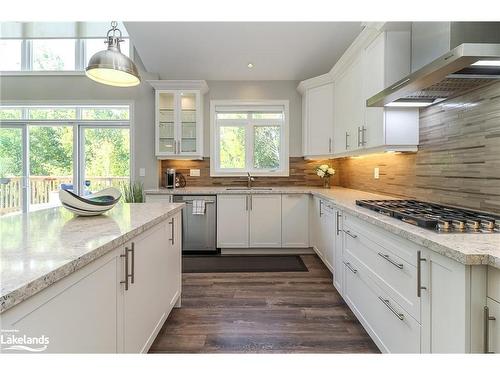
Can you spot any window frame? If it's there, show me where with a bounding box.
[0,101,134,213]
[0,38,133,75]
[210,100,289,177]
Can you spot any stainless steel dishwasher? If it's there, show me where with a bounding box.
[172,195,218,253]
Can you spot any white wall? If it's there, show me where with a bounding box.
[204,80,302,157]
[1,73,302,188]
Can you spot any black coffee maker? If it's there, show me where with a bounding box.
[165,168,176,189]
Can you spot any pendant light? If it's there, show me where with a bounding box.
[85,21,141,87]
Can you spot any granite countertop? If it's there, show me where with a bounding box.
[145,186,500,269]
[0,202,184,313]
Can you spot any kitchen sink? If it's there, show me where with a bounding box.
[225,187,273,191]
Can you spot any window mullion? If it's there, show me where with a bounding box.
[245,118,253,173]
[76,39,85,71]
[22,40,33,71]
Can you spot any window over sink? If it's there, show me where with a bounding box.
[210,100,289,176]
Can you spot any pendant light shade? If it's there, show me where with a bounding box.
[85,21,141,87]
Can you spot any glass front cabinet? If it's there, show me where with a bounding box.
[150,80,208,159]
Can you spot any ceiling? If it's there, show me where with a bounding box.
[124,22,362,81]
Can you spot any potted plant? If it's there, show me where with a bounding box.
[121,181,145,203]
[315,164,335,189]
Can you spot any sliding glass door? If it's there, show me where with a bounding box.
[0,126,24,216]
[0,104,130,216]
[28,124,73,211]
[81,126,130,194]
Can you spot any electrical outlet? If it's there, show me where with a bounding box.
[190,169,200,177]
[139,168,146,177]
[374,167,380,179]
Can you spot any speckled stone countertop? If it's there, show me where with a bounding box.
[0,202,184,313]
[146,186,500,269]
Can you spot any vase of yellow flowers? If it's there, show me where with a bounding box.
[315,164,335,189]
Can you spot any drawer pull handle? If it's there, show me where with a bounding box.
[344,230,358,238]
[343,261,358,274]
[378,252,404,269]
[379,297,405,321]
[417,250,427,298]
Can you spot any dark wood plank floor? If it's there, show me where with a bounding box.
[149,254,380,353]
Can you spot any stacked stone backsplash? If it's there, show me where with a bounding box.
[159,157,340,188]
[337,81,500,213]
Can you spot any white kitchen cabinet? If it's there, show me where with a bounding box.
[309,196,322,252]
[149,80,208,159]
[166,213,182,310]
[302,83,334,157]
[333,56,364,154]
[249,195,282,247]
[0,250,120,353]
[281,194,309,248]
[217,195,249,248]
[122,215,181,353]
[319,202,335,272]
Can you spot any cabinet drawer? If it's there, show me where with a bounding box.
[488,267,500,303]
[343,213,418,266]
[343,256,421,353]
[344,224,420,321]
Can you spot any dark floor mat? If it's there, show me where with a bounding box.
[182,255,308,273]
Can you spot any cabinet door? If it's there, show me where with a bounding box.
[282,194,309,248]
[333,208,343,293]
[309,196,322,251]
[249,194,282,248]
[1,252,119,353]
[333,69,351,154]
[487,297,500,354]
[123,222,170,353]
[420,249,470,353]
[179,91,200,155]
[217,195,249,248]
[166,212,182,310]
[320,210,335,272]
[156,91,177,156]
[305,83,334,155]
[349,56,365,151]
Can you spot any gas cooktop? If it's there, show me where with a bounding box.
[355,199,500,233]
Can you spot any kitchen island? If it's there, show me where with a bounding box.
[0,202,183,353]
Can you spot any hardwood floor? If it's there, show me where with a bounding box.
[149,254,379,353]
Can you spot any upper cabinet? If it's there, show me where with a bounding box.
[301,82,334,157]
[298,26,420,159]
[149,80,209,159]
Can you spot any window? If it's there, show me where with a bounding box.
[0,39,130,73]
[0,104,131,215]
[210,101,289,176]
[0,40,22,71]
[32,39,76,71]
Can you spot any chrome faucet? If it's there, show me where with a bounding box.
[247,172,255,189]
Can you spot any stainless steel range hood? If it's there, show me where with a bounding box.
[367,22,500,108]
[367,43,500,107]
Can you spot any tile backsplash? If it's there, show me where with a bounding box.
[159,157,340,188]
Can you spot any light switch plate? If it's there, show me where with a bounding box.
[374,167,380,179]
[190,169,201,177]
[139,168,146,177]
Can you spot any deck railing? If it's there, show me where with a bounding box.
[0,176,129,215]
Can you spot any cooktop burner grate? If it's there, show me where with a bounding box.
[355,200,500,233]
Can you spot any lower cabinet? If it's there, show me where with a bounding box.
[333,206,343,293]
[217,194,282,248]
[122,214,181,353]
[341,212,487,353]
[343,255,421,353]
[1,213,182,353]
[281,194,309,248]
